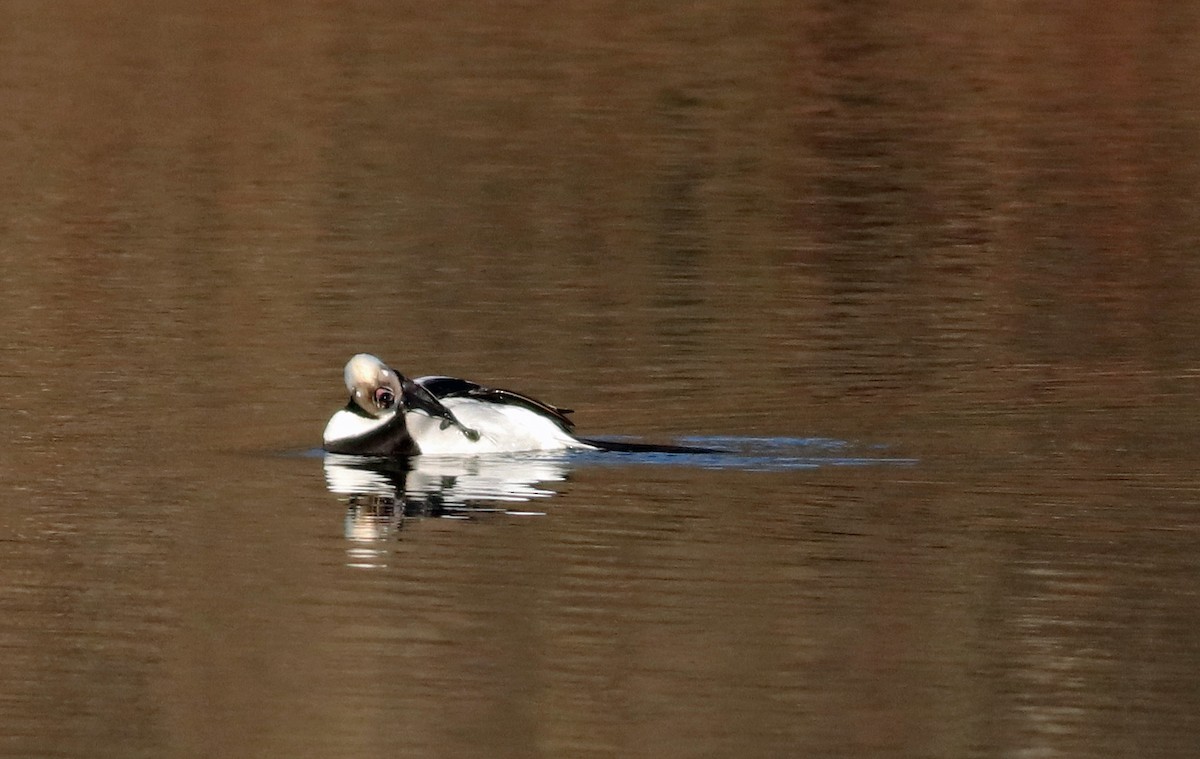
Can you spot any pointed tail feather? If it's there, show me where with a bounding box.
[578,438,726,454]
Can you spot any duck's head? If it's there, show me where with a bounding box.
[343,353,404,418]
[324,354,418,456]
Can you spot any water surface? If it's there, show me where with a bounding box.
[2,2,1200,758]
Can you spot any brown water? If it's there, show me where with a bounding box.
[3,2,1200,757]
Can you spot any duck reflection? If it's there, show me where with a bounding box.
[324,452,569,551]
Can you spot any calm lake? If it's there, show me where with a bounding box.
[3,2,1200,758]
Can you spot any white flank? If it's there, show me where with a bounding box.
[406,398,597,455]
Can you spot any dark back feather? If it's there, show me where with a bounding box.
[417,376,577,433]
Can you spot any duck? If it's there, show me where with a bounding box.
[322,353,720,457]
[323,353,602,456]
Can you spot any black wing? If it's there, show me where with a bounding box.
[416,376,577,433]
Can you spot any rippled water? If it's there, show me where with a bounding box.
[3,2,1200,758]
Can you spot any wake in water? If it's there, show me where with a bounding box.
[322,435,916,506]
[570,435,918,472]
[320,436,917,557]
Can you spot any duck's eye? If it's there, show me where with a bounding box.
[374,387,396,409]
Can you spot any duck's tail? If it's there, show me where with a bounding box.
[578,438,726,455]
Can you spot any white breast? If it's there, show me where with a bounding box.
[323,408,394,446]
[406,398,595,455]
